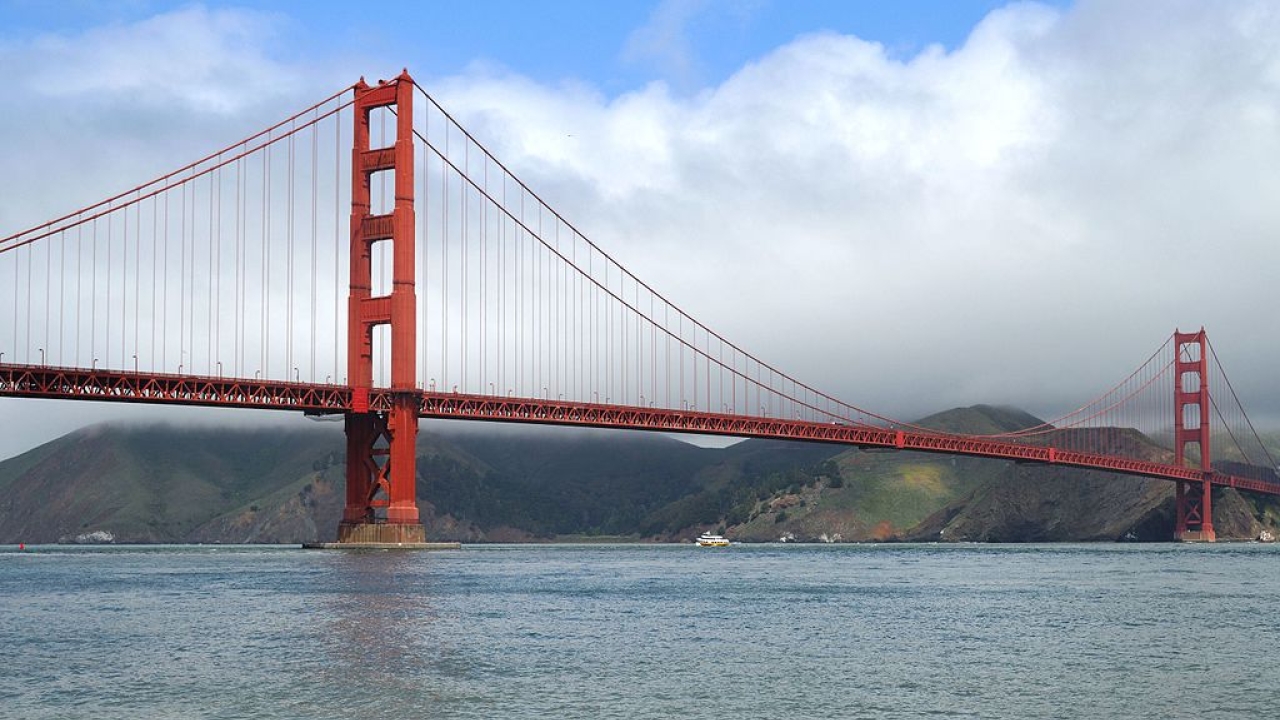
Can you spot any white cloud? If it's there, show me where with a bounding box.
[622,0,712,89]
[0,5,350,229]
[432,0,1280,423]
[20,6,292,113]
[5,1,1280,459]
[0,5,356,458]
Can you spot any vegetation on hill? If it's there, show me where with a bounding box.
[0,406,1276,544]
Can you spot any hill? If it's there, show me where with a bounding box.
[0,423,347,543]
[0,407,1276,543]
[0,421,841,543]
[716,406,1280,543]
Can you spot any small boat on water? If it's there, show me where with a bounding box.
[695,532,730,547]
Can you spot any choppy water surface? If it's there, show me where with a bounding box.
[2,543,1277,719]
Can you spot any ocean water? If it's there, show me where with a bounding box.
[1,543,1277,719]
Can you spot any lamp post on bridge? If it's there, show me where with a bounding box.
[37,348,43,366]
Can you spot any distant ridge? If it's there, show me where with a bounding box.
[0,406,1276,544]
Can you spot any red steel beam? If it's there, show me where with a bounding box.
[0,364,350,413]
[3,364,1277,497]
[411,391,1280,496]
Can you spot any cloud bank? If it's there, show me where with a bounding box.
[3,1,1280,458]
[429,0,1280,422]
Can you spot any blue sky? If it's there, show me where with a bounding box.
[2,0,1068,94]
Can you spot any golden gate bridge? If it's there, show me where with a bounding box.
[2,71,1276,543]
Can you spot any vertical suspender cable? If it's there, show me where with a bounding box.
[134,201,140,370]
[107,208,113,367]
[235,146,242,377]
[463,139,469,392]
[311,110,319,382]
[44,222,51,362]
[287,128,295,381]
[426,118,435,387]
[209,167,216,372]
[262,143,270,377]
[335,106,341,382]
[92,217,98,366]
[443,120,449,389]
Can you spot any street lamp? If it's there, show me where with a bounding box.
[216,361,222,377]
[294,367,300,382]
[133,355,138,373]
[38,348,44,366]
[93,357,99,370]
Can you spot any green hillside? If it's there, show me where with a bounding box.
[1,406,1276,544]
[723,406,1028,542]
[0,423,344,543]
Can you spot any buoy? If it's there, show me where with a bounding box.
[18,543,24,551]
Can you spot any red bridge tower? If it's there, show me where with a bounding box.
[339,72,425,544]
[1173,329,1214,542]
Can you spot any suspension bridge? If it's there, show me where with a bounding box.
[1,71,1276,544]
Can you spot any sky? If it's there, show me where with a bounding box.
[1,0,1279,460]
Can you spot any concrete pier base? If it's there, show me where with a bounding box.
[302,541,461,550]
[1176,529,1216,543]
[301,521,461,550]
[338,521,425,544]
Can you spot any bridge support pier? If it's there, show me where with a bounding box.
[1174,478,1215,543]
[338,399,426,545]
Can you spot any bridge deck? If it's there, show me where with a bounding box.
[3,363,1277,496]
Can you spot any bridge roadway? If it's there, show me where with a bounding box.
[4,362,1278,497]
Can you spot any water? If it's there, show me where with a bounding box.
[1,543,1277,719]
